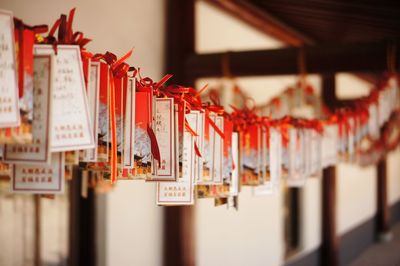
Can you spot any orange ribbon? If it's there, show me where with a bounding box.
[93,50,132,183]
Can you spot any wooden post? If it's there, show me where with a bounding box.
[68,166,97,266]
[164,1,196,266]
[322,166,338,266]
[376,157,390,238]
[34,195,41,266]
[165,0,195,84]
[321,74,338,266]
[68,166,80,266]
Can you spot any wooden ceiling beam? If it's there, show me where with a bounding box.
[185,40,400,78]
[203,0,314,47]
[202,0,382,85]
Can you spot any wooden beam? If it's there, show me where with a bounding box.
[185,40,400,78]
[321,74,338,266]
[204,0,383,86]
[164,1,196,266]
[204,0,313,46]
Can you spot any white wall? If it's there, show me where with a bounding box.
[388,149,400,204]
[196,0,283,53]
[196,2,400,266]
[335,74,378,234]
[0,1,165,266]
[334,73,400,234]
[336,163,377,234]
[196,2,322,266]
[196,188,284,266]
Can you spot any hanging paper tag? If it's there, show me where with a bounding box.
[213,116,224,184]
[256,127,281,195]
[33,44,95,152]
[134,91,153,178]
[287,128,306,187]
[378,88,391,127]
[97,62,110,162]
[347,117,355,162]
[321,124,338,168]
[150,97,176,181]
[303,129,311,177]
[82,61,100,162]
[0,10,20,128]
[368,104,379,139]
[254,136,272,195]
[255,125,279,196]
[114,76,127,173]
[222,118,233,182]
[194,112,205,182]
[122,78,135,168]
[309,129,322,176]
[241,125,260,185]
[156,111,196,205]
[200,113,214,184]
[229,132,240,196]
[12,152,65,194]
[4,55,54,165]
[269,127,282,189]
[0,27,35,143]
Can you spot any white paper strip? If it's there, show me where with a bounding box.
[0,10,20,128]
[156,111,196,205]
[12,152,65,194]
[123,78,135,168]
[33,45,95,152]
[4,55,54,165]
[82,61,100,162]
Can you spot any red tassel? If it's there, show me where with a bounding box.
[147,125,161,163]
[194,142,202,158]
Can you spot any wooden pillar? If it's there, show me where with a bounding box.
[68,166,96,266]
[34,195,41,266]
[376,157,390,237]
[164,206,196,266]
[165,0,195,84]
[164,1,196,266]
[321,166,338,266]
[321,74,338,266]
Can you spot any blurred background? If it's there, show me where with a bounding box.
[0,0,400,265]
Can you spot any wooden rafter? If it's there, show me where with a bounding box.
[203,0,381,83]
[204,0,314,47]
[185,40,399,78]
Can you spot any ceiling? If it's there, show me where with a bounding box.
[249,0,400,44]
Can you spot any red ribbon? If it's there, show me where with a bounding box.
[41,8,91,54]
[93,50,133,183]
[13,18,48,97]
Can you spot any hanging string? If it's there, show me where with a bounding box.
[221,51,233,79]
[220,51,250,108]
[387,42,397,74]
[297,47,307,88]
